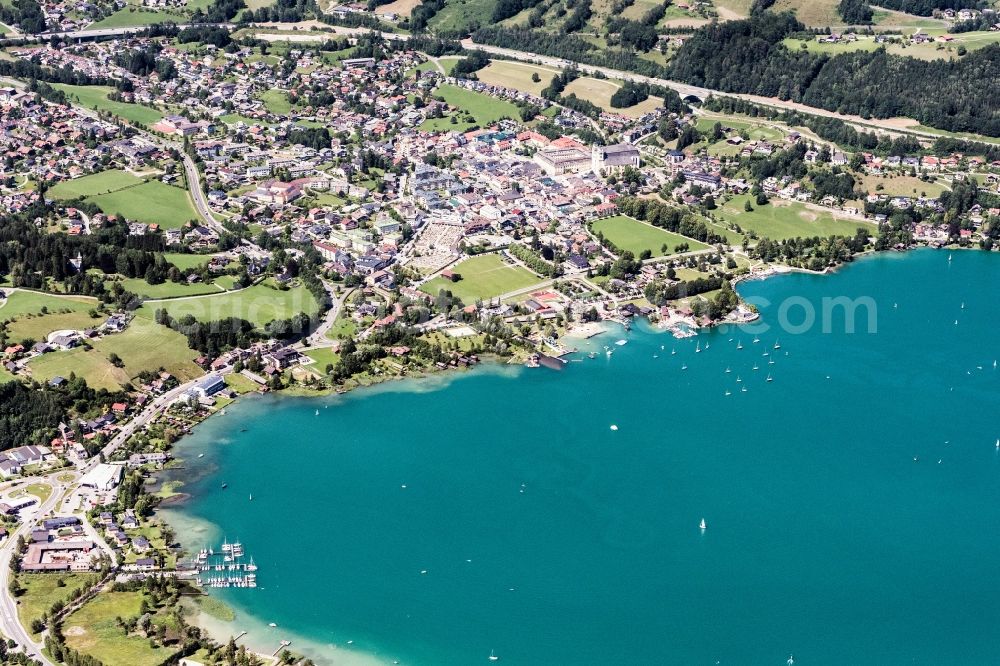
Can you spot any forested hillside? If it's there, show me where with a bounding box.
[665,12,1000,135]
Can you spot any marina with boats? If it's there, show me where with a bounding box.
[193,539,258,588]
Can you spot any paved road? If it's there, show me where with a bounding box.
[302,280,349,347]
[92,377,207,472]
[0,478,65,666]
[3,22,974,143]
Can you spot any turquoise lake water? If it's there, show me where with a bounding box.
[163,248,1000,665]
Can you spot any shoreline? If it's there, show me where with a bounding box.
[154,244,959,663]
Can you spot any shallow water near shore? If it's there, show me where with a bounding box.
[164,248,1000,665]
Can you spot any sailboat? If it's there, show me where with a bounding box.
[695,341,701,353]
[741,386,747,393]
[725,390,731,396]
[249,493,253,501]
[766,373,773,382]
[736,340,743,350]
[681,364,688,371]
[725,367,731,373]
[489,649,500,662]
[752,363,759,371]
[315,409,319,416]
[752,336,760,344]
[773,339,781,349]
[995,438,999,449]
[699,518,706,530]
[671,348,676,355]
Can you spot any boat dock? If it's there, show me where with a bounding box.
[193,540,259,588]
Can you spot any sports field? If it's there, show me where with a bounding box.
[29,317,203,390]
[420,254,541,302]
[716,195,872,241]
[591,215,709,257]
[138,282,319,327]
[50,84,164,126]
[48,170,142,200]
[87,181,198,229]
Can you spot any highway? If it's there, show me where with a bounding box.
[2,21,963,143]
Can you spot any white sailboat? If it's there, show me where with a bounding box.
[766,373,773,382]
[489,649,500,662]
[736,340,743,350]
[725,367,731,373]
[773,339,781,350]
[695,341,701,353]
[699,518,706,530]
[249,493,253,501]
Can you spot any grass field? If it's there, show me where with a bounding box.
[771,0,839,26]
[260,89,292,115]
[784,31,1000,61]
[162,252,212,271]
[1,291,99,342]
[420,254,541,302]
[49,170,142,200]
[115,277,221,299]
[51,84,164,127]
[17,573,99,638]
[304,346,340,373]
[428,0,498,33]
[716,195,871,241]
[63,592,177,666]
[87,181,198,229]
[562,77,662,119]
[0,291,96,321]
[474,60,558,96]
[138,282,319,327]
[592,215,710,257]
[29,317,203,390]
[420,84,522,132]
[374,0,421,16]
[857,174,948,198]
[89,7,185,28]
